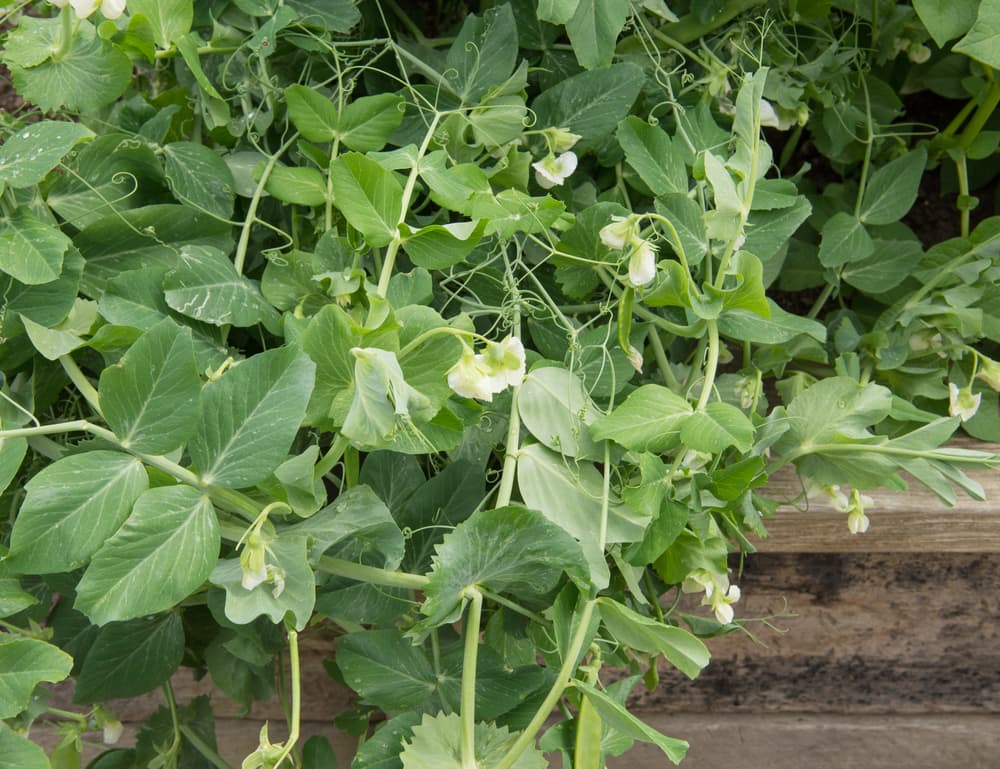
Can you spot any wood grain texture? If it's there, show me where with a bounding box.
[609,713,1000,769]
[758,442,1000,552]
[633,553,1000,713]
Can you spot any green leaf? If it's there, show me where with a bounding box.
[0,120,94,189]
[0,723,50,769]
[162,142,236,219]
[342,348,436,450]
[265,166,328,206]
[718,251,770,316]
[284,484,404,568]
[0,638,73,718]
[400,713,546,769]
[46,133,164,229]
[680,402,754,453]
[353,713,422,769]
[859,148,927,226]
[209,535,315,629]
[72,614,184,702]
[75,486,219,624]
[7,451,148,575]
[597,598,709,679]
[655,194,709,265]
[414,506,589,632]
[399,220,485,269]
[742,196,812,263]
[841,239,921,293]
[1,247,82,327]
[336,629,436,711]
[129,0,193,47]
[538,0,580,24]
[517,366,602,459]
[98,319,201,454]
[914,0,978,46]
[299,304,361,428]
[0,209,72,285]
[572,681,688,765]
[330,152,403,247]
[516,443,650,587]
[285,87,404,151]
[532,63,644,151]
[617,117,687,197]
[590,385,692,453]
[164,245,280,331]
[717,300,826,344]
[190,346,315,487]
[266,445,325,518]
[0,434,26,498]
[4,19,131,112]
[77,204,234,295]
[445,4,518,101]
[954,0,1000,68]
[818,212,874,267]
[285,0,361,32]
[565,0,630,70]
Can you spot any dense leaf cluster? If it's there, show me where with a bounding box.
[1,1,999,768]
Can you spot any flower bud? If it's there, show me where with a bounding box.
[627,240,657,287]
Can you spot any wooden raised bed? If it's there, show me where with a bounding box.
[33,443,1000,769]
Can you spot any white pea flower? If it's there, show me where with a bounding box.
[845,489,874,535]
[485,335,527,389]
[239,531,269,590]
[447,347,498,401]
[599,215,636,250]
[826,484,851,513]
[102,719,124,745]
[711,584,741,625]
[448,336,527,401]
[58,0,127,18]
[759,98,781,128]
[683,569,741,625]
[532,151,578,189]
[627,239,657,287]
[948,382,982,422]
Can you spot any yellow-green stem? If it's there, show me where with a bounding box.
[376,112,441,297]
[695,321,720,411]
[272,629,301,768]
[460,588,484,769]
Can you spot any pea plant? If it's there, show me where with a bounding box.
[1,1,999,768]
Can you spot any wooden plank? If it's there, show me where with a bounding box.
[632,553,1000,713]
[608,713,1000,769]
[757,440,1000,552]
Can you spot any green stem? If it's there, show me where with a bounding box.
[315,555,429,589]
[959,77,1000,150]
[771,442,999,472]
[234,132,300,276]
[180,725,235,769]
[314,434,350,481]
[494,309,522,508]
[479,587,546,625]
[853,78,875,220]
[493,600,596,769]
[807,282,836,320]
[460,588,484,769]
[955,152,972,238]
[272,630,301,768]
[59,356,102,416]
[44,707,88,724]
[376,112,441,297]
[325,138,341,232]
[162,681,182,765]
[52,7,75,60]
[649,331,681,391]
[0,420,90,439]
[695,321,720,411]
